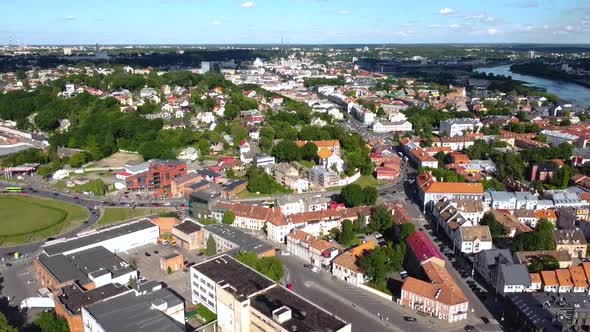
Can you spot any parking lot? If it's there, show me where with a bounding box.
[118,243,206,304]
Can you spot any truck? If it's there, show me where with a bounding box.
[20,297,55,309]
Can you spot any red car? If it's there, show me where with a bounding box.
[287,283,293,291]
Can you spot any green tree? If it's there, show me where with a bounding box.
[0,312,17,332]
[398,223,416,241]
[206,235,217,256]
[68,152,88,168]
[33,312,69,332]
[369,205,393,233]
[340,184,365,207]
[301,142,318,161]
[513,219,556,251]
[222,211,236,225]
[480,212,506,240]
[272,140,301,162]
[363,186,378,205]
[357,247,389,285]
[340,220,356,246]
[84,134,101,160]
[236,251,284,282]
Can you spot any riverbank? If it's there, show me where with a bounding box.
[474,65,590,107]
[510,63,590,89]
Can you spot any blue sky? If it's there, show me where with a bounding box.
[2,0,590,44]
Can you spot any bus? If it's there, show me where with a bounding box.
[5,187,22,193]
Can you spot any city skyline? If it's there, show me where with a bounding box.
[2,0,590,45]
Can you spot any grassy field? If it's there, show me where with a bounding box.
[0,195,88,246]
[352,175,379,187]
[96,207,174,228]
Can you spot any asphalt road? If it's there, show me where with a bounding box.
[279,254,471,332]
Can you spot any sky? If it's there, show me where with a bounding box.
[2,0,590,45]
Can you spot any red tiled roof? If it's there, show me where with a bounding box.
[406,231,444,263]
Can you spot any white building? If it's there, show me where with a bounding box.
[372,120,413,133]
[42,219,159,256]
[439,118,483,137]
[454,226,493,254]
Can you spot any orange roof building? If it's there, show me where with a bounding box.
[417,172,484,210]
[332,241,377,287]
[295,140,341,160]
[555,269,574,292]
[540,270,559,292]
[569,265,589,291]
[400,262,469,323]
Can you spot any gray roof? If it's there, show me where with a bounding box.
[204,224,274,256]
[500,264,531,287]
[251,286,348,332]
[488,191,516,202]
[57,283,128,315]
[43,219,157,256]
[38,246,135,286]
[507,294,562,332]
[192,255,275,301]
[84,287,184,332]
[514,192,536,201]
[173,220,201,234]
[479,249,514,267]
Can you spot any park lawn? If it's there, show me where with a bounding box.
[96,207,174,228]
[0,195,88,246]
[298,160,316,169]
[352,175,379,187]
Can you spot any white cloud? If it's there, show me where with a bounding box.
[464,13,495,23]
[337,10,350,15]
[241,1,254,8]
[449,24,461,29]
[487,28,498,35]
[439,8,456,15]
[64,15,76,21]
[212,20,221,25]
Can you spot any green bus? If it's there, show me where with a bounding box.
[5,187,22,193]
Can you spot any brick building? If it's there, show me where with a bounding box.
[125,160,187,196]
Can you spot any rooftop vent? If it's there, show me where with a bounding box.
[272,306,292,324]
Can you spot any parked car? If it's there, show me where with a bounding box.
[403,316,417,322]
[287,283,294,291]
[464,325,475,331]
[144,252,151,257]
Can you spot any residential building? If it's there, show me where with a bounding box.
[455,226,493,254]
[554,229,588,258]
[541,270,559,293]
[417,173,484,211]
[211,201,283,231]
[191,255,351,332]
[286,229,339,270]
[125,160,187,196]
[399,261,469,323]
[439,118,482,137]
[406,231,445,276]
[199,223,275,257]
[475,249,515,291]
[516,250,573,269]
[371,120,413,133]
[82,282,185,332]
[497,264,531,294]
[332,241,377,287]
[309,166,340,188]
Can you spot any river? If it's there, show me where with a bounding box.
[473,64,590,107]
